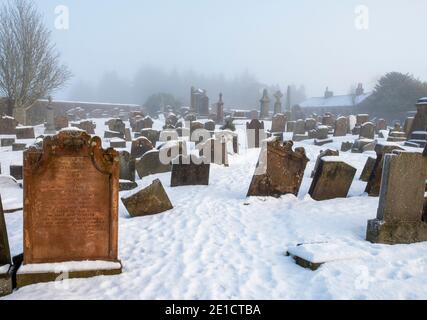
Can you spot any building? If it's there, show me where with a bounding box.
[298,84,372,116]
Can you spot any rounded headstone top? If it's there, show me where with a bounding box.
[417,97,427,104]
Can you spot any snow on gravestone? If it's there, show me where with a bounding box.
[0,195,12,297]
[309,157,356,201]
[366,151,427,244]
[247,138,309,198]
[246,119,266,149]
[22,130,121,265]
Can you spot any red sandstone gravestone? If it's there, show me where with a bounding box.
[17,130,122,287]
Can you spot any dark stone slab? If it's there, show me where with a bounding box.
[1,138,15,147]
[247,139,309,197]
[121,179,173,217]
[15,127,35,139]
[141,129,160,146]
[311,149,339,178]
[171,155,210,187]
[340,141,353,152]
[360,157,376,182]
[9,165,23,180]
[119,151,136,182]
[12,143,27,151]
[119,180,138,192]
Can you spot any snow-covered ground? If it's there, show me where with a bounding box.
[1,118,427,300]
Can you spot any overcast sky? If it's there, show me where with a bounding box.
[9,0,427,99]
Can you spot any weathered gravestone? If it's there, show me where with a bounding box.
[365,143,403,197]
[271,114,287,133]
[309,158,356,201]
[408,97,427,138]
[0,116,18,135]
[54,116,69,131]
[17,130,121,288]
[247,138,309,197]
[311,149,339,178]
[366,151,427,244]
[246,119,266,148]
[334,117,348,137]
[108,119,126,137]
[119,151,136,182]
[12,143,27,152]
[171,155,210,187]
[72,120,96,135]
[0,195,12,297]
[340,141,353,152]
[197,138,229,166]
[10,164,23,180]
[294,119,306,135]
[15,126,35,139]
[131,136,154,159]
[104,130,123,139]
[141,129,160,146]
[121,179,173,217]
[136,149,171,179]
[110,138,126,149]
[376,118,387,132]
[305,118,317,132]
[356,114,369,126]
[1,138,15,147]
[359,122,375,139]
[204,120,216,132]
[360,157,377,182]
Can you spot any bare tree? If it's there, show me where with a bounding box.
[0,0,72,121]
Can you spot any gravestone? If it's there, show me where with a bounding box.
[197,137,229,166]
[18,130,121,287]
[136,149,171,179]
[271,114,287,133]
[340,141,353,152]
[334,117,348,137]
[108,119,126,137]
[0,116,18,135]
[311,149,339,178]
[376,118,387,132]
[110,138,126,149]
[408,97,427,138]
[121,179,173,217]
[204,120,216,132]
[124,128,132,142]
[404,117,414,137]
[44,101,56,135]
[305,118,317,132]
[273,90,283,115]
[12,143,27,151]
[10,164,23,180]
[286,121,295,132]
[141,129,160,146]
[360,157,377,182]
[216,94,225,125]
[309,158,356,201]
[366,151,427,244]
[54,116,69,131]
[15,127,35,139]
[359,122,375,139]
[259,89,270,119]
[356,114,369,126]
[365,143,403,197]
[246,119,266,148]
[74,120,96,135]
[171,155,210,187]
[294,119,306,135]
[131,136,154,159]
[119,151,136,182]
[0,195,12,297]
[1,138,15,147]
[247,139,309,197]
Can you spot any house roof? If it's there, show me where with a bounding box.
[299,92,372,108]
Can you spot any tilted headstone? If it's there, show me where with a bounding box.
[119,151,136,182]
[246,119,266,149]
[18,130,121,286]
[247,139,309,197]
[121,179,173,217]
[131,137,154,159]
[171,155,210,187]
[366,151,427,244]
[360,157,377,182]
[136,149,171,179]
[271,114,287,133]
[309,158,356,201]
[365,143,403,197]
[0,195,12,297]
[311,149,339,178]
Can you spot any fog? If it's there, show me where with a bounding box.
[24,0,427,107]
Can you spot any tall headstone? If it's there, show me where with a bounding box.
[359,122,375,139]
[259,89,270,119]
[246,119,266,148]
[273,90,283,115]
[366,151,427,244]
[309,158,356,201]
[334,117,348,137]
[0,195,12,297]
[44,97,56,135]
[21,130,121,266]
[119,151,136,182]
[271,114,287,133]
[247,139,309,197]
[216,93,224,125]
